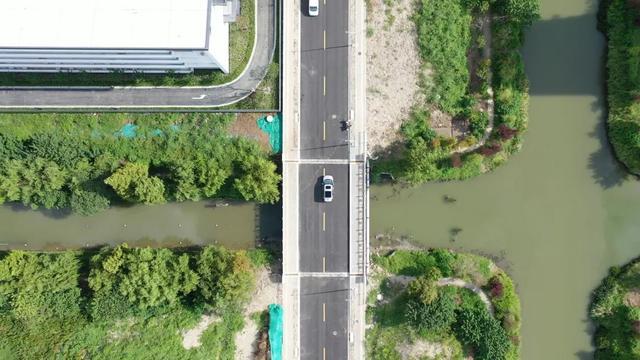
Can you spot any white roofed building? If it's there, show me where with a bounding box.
[0,0,240,73]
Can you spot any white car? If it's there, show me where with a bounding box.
[322,175,334,202]
[308,0,319,16]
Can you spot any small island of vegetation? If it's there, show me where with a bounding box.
[366,249,521,360]
[590,256,640,359]
[598,0,640,175]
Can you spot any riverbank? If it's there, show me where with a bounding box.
[597,0,640,175]
[0,244,279,359]
[366,248,521,360]
[0,112,280,216]
[370,0,538,183]
[590,256,640,359]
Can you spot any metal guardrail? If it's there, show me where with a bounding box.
[356,162,367,275]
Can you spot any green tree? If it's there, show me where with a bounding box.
[196,246,255,308]
[234,155,281,204]
[70,189,110,216]
[0,158,68,209]
[105,162,165,204]
[89,245,199,310]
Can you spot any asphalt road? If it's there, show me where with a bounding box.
[0,0,275,109]
[299,164,349,273]
[300,0,349,160]
[299,0,351,358]
[300,277,349,360]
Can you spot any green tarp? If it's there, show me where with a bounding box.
[257,114,282,153]
[268,304,283,360]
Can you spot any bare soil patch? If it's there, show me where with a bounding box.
[624,290,640,307]
[228,113,271,151]
[181,314,221,349]
[235,267,281,359]
[396,339,454,360]
[366,0,423,154]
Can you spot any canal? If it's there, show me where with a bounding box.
[0,201,283,251]
[371,0,640,358]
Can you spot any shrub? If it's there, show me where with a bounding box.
[70,189,110,216]
[455,307,512,360]
[0,251,82,322]
[407,268,442,304]
[406,287,457,333]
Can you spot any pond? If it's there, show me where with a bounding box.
[371,0,640,358]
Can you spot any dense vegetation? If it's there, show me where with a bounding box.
[0,244,266,359]
[590,256,640,359]
[367,249,521,360]
[372,0,539,182]
[0,0,255,88]
[598,0,640,174]
[0,113,281,215]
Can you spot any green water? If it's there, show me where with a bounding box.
[0,201,266,251]
[371,0,640,358]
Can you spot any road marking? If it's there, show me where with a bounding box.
[191,94,206,100]
[300,272,349,278]
[323,347,326,360]
[323,303,326,322]
[323,121,326,141]
[323,30,326,49]
[323,76,326,96]
[322,257,326,272]
[323,167,326,176]
[322,212,326,231]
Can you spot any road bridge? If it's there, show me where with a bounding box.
[282,0,368,358]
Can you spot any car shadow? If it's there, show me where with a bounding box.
[314,176,325,203]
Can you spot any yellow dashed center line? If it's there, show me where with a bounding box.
[323,75,326,96]
[323,30,326,49]
[323,121,326,141]
[322,212,326,231]
[322,303,326,322]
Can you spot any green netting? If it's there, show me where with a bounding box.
[257,114,282,153]
[269,304,283,360]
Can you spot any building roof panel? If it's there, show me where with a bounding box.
[0,0,209,49]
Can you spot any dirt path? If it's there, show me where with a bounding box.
[235,267,281,359]
[181,314,221,349]
[455,14,495,154]
[366,0,423,154]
